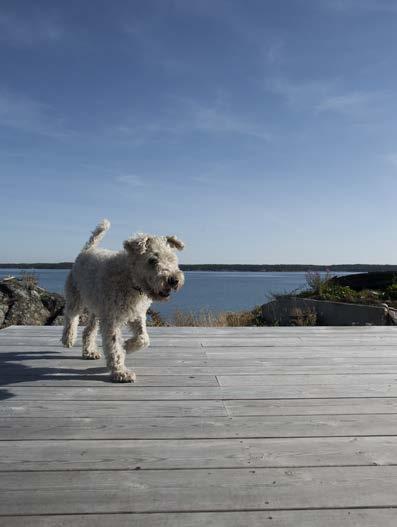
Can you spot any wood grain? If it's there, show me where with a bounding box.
[1,326,397,521]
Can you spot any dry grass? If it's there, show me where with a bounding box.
[289,306,317,326]
[19,272,39,289]
[147,309,167,327]
[171,307,264,327]
[146,306,266,327]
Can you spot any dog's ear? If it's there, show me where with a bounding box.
[166,235,184,251]
[123,234,150,255]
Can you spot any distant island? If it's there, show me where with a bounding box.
[1,263,397,272]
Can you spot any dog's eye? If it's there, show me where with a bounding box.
[148,257,158,266]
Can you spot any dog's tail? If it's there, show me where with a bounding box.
[82,219,111,251]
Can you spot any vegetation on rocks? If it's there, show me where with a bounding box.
[298,271,397,307]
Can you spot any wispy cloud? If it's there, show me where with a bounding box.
[123,21,159,56]
[190,174,214,184]
[0,11,64,46]
[267,77,336,109]
[319,0,397,13]
[124,2,285,76]
[190,162,229,185]
[315,91,382,116]
[265,38,284,65]
[384,153,397,168]
[267,77,387,118]
[115,174,146,187]
[186,99,271,140]
[112,96,271,144]
[0,89,67,137]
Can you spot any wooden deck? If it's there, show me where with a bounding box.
[2,326,397,525]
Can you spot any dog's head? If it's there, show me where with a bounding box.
[123,234,185,301]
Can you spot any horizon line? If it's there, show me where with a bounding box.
[1,262,397,268]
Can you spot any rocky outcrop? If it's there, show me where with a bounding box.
[0,277,65,329]
[0,290,10,328]
[331,272,397,291]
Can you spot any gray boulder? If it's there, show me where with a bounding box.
[0,277,66,329]
[0,291,10,327]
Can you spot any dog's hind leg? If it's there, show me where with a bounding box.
[62,314,79,348]
[100,321,136,383]
[61,272,81,348]
[82,314,101,360]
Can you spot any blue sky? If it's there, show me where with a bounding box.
[1,0,397,263]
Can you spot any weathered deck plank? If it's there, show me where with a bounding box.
[2,510,397,527]
[2,466,397,514]
[3,383,397,397]
[4,414,397,439]
[2,436,397,471]
[5,357,397,374]
[216,373,397,386]
[1,325,397,523]
[0,399,227,417]
[4,397,397,417]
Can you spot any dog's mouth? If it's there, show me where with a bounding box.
[143,282,171,301]
[158,291,170,299]
[149,290,171,302]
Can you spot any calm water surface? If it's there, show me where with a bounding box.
[0,269,351,319]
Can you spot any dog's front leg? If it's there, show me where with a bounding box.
[101,321,136,383]
[124,317,150,354]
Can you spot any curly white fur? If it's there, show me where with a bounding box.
[61,219,184,383]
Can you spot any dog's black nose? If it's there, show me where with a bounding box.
[168,276,179,287]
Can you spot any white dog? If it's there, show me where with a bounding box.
[61,219,184,382]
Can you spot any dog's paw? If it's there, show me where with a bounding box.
[111,370,136,383]
[82,351,102,360]
[124,335,150,354]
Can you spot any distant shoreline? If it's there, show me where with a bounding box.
[1,263,397,273]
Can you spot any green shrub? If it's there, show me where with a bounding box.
[385,284,397,300]
[318,285,357,302]
[305,271,332,296]
[300,271,357,302]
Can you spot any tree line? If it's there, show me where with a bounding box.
[1,263,397,272]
